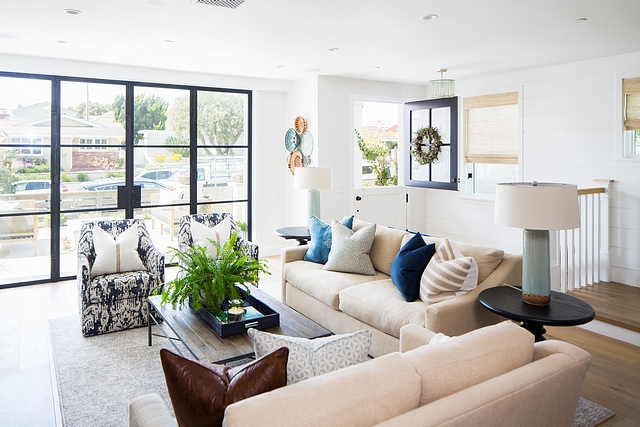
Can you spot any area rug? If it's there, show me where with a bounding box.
[50,315,615,427]
[49,316,175,427]
[573,397,615,427]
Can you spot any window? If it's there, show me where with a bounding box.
[623,77,640,157]
[11,137,43,156]
[464,92,519,196]
[353,100,401,188]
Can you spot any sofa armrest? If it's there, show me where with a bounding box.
[280,245,309,301]
[129,394,176,427]
[425,253,522,336]
[400,324,437,352]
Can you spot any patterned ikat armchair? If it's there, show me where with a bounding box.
[177,212,259,263]
[77,219,165,337]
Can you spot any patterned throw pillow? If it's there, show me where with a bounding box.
[419,238,479,304]
[248,328,372,384]
[390,232,437,302]
[304,215,354,264]
[323,220,376,275]
[190,215,233,257]
[91,225,146,276]
[160,347,288,427]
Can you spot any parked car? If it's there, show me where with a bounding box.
[12,180,68,194]
[135,168,178,181]
[80,178,173,191]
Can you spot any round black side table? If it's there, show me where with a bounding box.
[478,286,595,342]
[275,226,311,245]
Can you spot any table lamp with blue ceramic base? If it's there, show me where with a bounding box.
[293,166,333,220]
[495,182,580,306]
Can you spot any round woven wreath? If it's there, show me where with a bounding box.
[410,126,443,165]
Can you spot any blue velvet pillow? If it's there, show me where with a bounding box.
[390,232,436,302]
[304,215,354,264]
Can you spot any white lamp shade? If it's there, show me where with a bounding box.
[495,182,580,230]
[293,167,333,190]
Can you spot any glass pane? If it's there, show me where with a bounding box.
[134,86,189,146]
[60,147,125,211]
[194,149,248,199]
[431,146,451,183]
[431,107,451,143]
[473,163,518,195]
[134,147,186,206]
[59,210,126,278]
[356,101,400,187]
[196,91,248,149]
[0,76,52,284]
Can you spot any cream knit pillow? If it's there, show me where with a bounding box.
[91,225,146,276]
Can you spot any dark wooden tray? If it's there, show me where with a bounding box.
[190,288,280,338]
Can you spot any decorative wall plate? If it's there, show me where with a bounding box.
[302,156,311,166]
[299,130,314,157]
[287,150,303,174]
[285,128,300,152]
[294,116,307,133]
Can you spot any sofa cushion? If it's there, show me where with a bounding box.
[304,215,354,264]
[420,236,505,283]
[339,280,427,338]
[91,225,146,276]
[248,328,372,384]
[159,347,288,427]
[419,239,479,304]
[353,218,410,275]
[223,352,422,427]
[391,232,437,301]
[284,260,389,309]
[323,221,376,275]
[402,321,535,406]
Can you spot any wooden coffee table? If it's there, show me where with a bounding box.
[147,284,331,364]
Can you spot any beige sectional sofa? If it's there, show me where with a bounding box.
[281,218,523,357]
[130,322,591,427]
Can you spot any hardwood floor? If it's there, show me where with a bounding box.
[0,265,637,426]
[567,282,640,333]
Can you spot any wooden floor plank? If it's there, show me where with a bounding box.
[547,325,640,426]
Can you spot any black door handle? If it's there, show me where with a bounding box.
[355,195,362,201]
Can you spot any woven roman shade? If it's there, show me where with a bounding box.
[465,92,518,164]
[624,77,640,131]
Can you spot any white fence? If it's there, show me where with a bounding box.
[556,180,612,292]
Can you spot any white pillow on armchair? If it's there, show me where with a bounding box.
[91,225,146,276]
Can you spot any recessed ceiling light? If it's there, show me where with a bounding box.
[276,65,285,68]
[0,32,19,39]
[303,68,322,73]
[422,14,438,21]
[328,47,339,52]
[57,40,68,44]
[373,66,381,69]
[64,8,82,15]
[574,17,588,23]
[163,39,174,43]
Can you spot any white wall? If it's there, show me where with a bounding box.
[425,52,640,288]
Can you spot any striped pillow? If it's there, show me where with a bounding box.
[419,238,479,304]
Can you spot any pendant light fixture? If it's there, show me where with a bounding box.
[429,69,455,98]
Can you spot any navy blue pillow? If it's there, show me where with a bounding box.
[390,232,436,302]
[304,215,354,264]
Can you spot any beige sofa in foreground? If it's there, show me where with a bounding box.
[282,218,523,357]
[130,321,591,427]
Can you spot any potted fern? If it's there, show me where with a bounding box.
[161,232,270,317]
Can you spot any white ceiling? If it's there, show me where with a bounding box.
[1,0,639,85]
